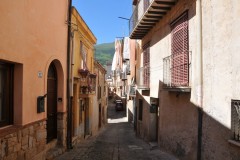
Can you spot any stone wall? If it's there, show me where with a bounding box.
[0,120,47,160]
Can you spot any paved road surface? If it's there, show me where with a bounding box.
[56,99,178,160]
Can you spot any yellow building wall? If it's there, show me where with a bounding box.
[71,7,97,140]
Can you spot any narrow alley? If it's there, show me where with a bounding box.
[56,99,178,160]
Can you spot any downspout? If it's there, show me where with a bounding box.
[196,0,203,159]
[67,0,73,150]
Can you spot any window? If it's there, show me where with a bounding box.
[0,63,13,127]
[98,86,101,99]
[80,41,87,69]
[143,42,150,88]
[231,100,240,141]
[138,99,143,121]
[170,12,189,87]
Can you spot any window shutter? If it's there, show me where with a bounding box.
[143,42,150,88]
[171,12,189,87]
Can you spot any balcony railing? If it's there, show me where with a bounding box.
[121,71,127,80]
[126,63,131,75]
[129,84,136,97]
[130,0,153,34]
[130,0,176,39]
[137,66,150,89]
[163,51,191,91]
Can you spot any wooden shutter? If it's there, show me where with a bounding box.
[171,12,189,87]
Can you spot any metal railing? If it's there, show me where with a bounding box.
[129,84,136,96]
[121,71,127,80]
[130,0,153,34]
[137,66,150,89]
[163,51,191,88]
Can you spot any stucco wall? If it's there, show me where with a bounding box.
[0,0,68,125]
[201,0,240,159]
[138,0,199,159]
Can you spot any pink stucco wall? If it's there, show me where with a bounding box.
[0,1,68,125]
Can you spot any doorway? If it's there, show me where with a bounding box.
[47,62,57,143]
[99,104,102,128]
[84,98,90,136]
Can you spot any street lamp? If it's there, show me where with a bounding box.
[118,17,130,35]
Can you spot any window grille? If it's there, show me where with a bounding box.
[231,100,240,141]
[170,12,189,87]
[143,42,150,88]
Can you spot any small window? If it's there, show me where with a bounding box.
[138,99,143,121]
[231,100,240,141]
[0,63,13,127]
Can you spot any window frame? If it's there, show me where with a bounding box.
[231,100,240,141]
[0,62,13,128]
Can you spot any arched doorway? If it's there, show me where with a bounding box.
[47,62,57,143]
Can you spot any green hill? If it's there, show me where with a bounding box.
[95,42,114,66]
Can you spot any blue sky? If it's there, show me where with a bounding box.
[72,0,132,44]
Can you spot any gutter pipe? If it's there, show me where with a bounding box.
[67,0,73,150]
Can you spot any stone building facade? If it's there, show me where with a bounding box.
[130,0,240,159]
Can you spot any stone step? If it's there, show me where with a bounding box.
[149,141,158,150]
[46,147,65,160]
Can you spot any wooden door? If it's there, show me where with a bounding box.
[98,104,101,128]
[84,98,90,136]
[47,63,57,143]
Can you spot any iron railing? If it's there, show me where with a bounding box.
[129,84,136,97]
[130,0,154,34]
[163,51,191,88]
[137,66,150,89]
[121,71,127,80]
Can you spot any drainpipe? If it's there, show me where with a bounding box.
[196,0,203,159]
[67,0,73,150]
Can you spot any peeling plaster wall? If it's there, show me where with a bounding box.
[201,0,240,159]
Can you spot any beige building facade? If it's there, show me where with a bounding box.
[92,61,107,135]
[130,0,240,160]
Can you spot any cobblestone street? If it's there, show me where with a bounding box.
[56,100,178,160]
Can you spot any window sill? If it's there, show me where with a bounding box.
[163,86,191,92]
[228,140,240,148]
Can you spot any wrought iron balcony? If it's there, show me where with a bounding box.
[130,0,177,39]
[112,70,116,77]
[163,51,191,92]
[121,71,127,80]
[129,84,136,97]
[137,66,150,89]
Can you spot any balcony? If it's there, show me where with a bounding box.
[130,0,177,39]
[78,70,97,97]
[121,71,127,80]
[163,51,191,92]
[137,66,150,89]
[129,85,136,97]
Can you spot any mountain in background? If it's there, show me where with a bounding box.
[94,42,114,66]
